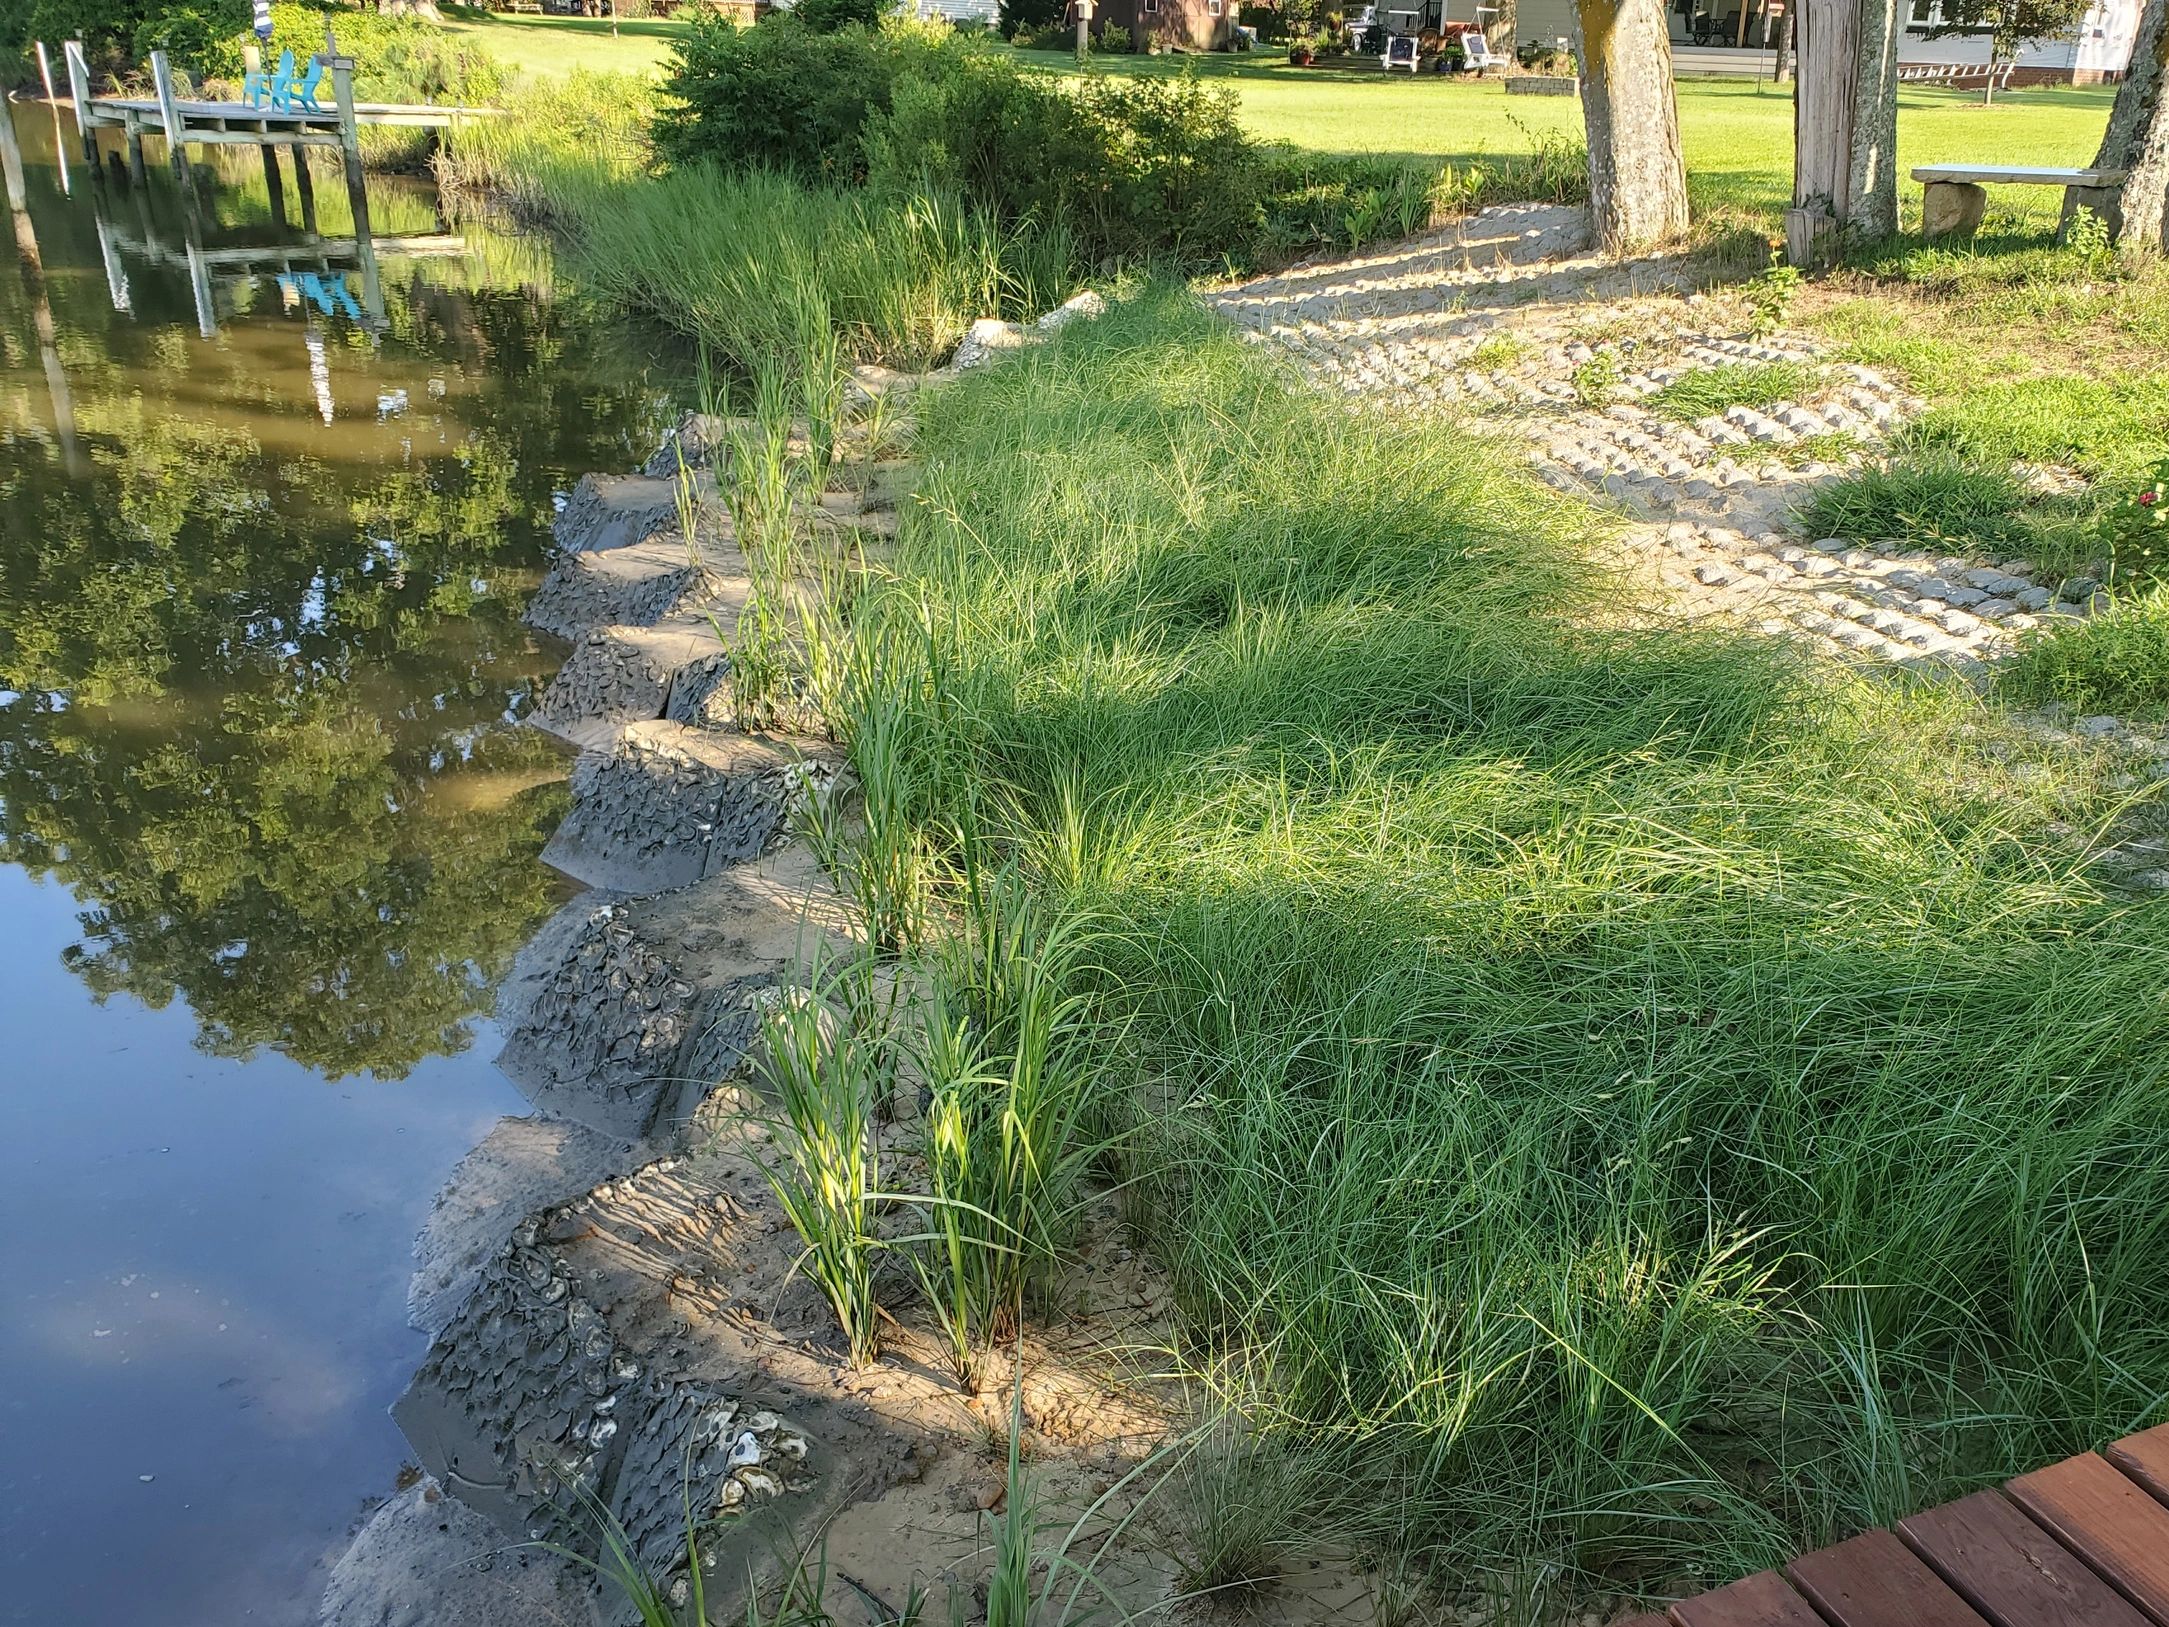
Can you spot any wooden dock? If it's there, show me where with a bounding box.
[50,37,495,250]
[1617,1422,2169,1627]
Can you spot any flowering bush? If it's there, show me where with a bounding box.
[2105,454,2169,583]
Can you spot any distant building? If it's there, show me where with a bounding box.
[1476,0,2137,81]
[1090,0,1240,50]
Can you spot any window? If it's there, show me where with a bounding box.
[1143,0,1158,12]
[1207,0,1221,12]
[1909,0,1939,21]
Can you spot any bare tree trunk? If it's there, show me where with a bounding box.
[1574,0,1691,252]
[1847,0,1901,237]
[1486,0,1518,54]
[2087,0,2169,252]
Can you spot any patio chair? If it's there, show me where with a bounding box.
[1462,28,1502,72]
[244,48,294,109]
[1383,32,1419,71]
[283,57,326,112]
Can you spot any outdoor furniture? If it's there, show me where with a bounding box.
[243,48,294,109]
[1382,32,1420,71]
[1461,28,1502,72]
[283,57,325,112]
[1911,162,2128,238]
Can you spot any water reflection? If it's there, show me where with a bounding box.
[0,101,671,1080]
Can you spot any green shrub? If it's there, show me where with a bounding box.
[795,0,888,30]
[997,0,1061,38]
[2003,588,2169,717]
[653,13,926,182]
[866,53,1260,270]
[1099,21,1131,50]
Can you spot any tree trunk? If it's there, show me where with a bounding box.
[1485,0,1518,54]
[1847,0,1901,237]
[2089,0,2169,252]
[1574,0,1691,252]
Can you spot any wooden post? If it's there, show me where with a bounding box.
[35,40,57,101]
[1788,0,1855,265]
[261,142,287,227]
[150,49,189,179]
[293,148,319,235]
[62,39,97,167]
[124,110,146,185]
[327,55,381,320]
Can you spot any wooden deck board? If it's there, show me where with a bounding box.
[2106,1425,2169,1510]
[2004,1456,2169,1625]
[1785,1527,1991,1627]
[1900,1489,2154,1627]
[1670,1572,1825,1627]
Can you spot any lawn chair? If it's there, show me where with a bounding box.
[1382,32,1419,71]
[284,56,326,112]
[244,48,294,109]
[1461,28,1502,72]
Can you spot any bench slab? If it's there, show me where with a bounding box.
[1911,164,2127,187]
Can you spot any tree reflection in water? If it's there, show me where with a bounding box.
[0,126,674,1078]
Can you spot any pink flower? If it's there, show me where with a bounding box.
[2143,491,2161,506]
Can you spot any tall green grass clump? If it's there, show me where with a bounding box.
[2004,588,2169,718]
[1643,360,1820,422]
[838,286,2169,1597]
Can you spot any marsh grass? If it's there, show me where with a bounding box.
[750,980,887,1366]
[442,80,1064,374]
[836,285,2169,1595]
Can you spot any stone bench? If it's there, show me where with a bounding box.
[1912,163,2128,238]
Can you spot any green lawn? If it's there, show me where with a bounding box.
[440,10,686,77]
[448,14,2114,231]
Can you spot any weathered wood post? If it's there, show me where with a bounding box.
[62,39,98,167]
[124,111,147,185]
[261,144,287,226]
[1788,0,1854,264]
[327,53,382,321]
[2,95,84,472]
[293,148,319,234]
[150,49,189,179]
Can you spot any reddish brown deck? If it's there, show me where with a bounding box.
[1617,1423,2169,1627]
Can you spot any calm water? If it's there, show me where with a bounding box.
[0,102,674,1622]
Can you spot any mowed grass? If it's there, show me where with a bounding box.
[437,15,2112,230]
[846,287,2169,1599]
[439,9,686,77]
[1001,50,2112,228]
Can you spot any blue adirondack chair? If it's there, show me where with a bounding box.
[285,57,326,112]
[244,48,294,108]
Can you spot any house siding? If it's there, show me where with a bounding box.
[1096,0,1237,50]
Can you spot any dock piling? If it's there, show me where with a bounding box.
[260,143,287,227]
[61,39,97,166]
[149,50,189,180]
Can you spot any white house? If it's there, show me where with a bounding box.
[1501,0,2138,81]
